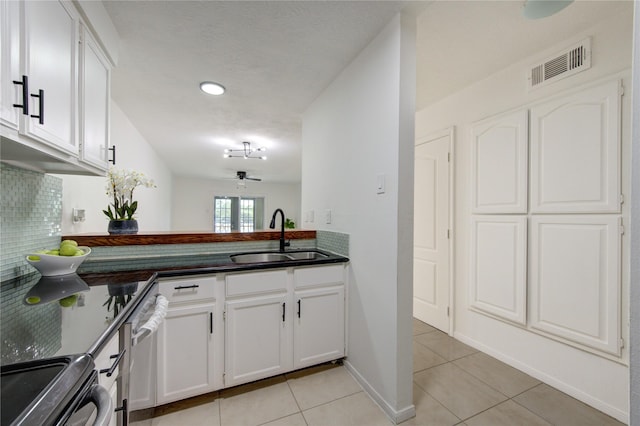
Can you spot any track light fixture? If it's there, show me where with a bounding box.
[223,141,267,160]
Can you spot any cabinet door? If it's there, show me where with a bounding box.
[225,294,291,387]
[530,79,621,213]
[79,25,110,170]
[471,109,528,213]
[529,215,621,355]
[0,0,21,130]
[157,303,217,404]
[470,216,527,325]
[22,0,78,153]
[293,286,345,369]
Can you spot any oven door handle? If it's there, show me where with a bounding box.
[132,295,169,345]
[88,383,113,426]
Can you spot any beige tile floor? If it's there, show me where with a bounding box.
[130,319,625,426]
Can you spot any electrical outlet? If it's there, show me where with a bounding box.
[325,209,332,224]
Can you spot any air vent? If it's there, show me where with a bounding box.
[528,38,591,89]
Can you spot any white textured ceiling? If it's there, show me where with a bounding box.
[104,0,628,184]
[103,0,410,183]
[416,0,630,110]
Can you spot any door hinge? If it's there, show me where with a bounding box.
[620,338,625,349]
[223,372,226,386]
[447,229,451,239]
[619,83,625,97]
[447,152,451,162]
[620,194,624,205]
[619,218,625,235]
[223,311,226,321]
[447,306,450,317]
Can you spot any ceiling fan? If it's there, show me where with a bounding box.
[235,171,262,182]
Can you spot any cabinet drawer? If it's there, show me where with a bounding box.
[95,332,120,391]
[294,265,344,289]
[226,269,288,297]
[159,276,216,303]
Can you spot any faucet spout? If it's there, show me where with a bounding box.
[269,208,288,252]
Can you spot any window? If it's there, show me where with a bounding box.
[214,196,264,232]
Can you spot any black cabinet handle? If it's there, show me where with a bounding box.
[174,284,199,290]
[297,299,301,318]
[108,145,116,164]
[30,89,44,124]
[99,348,125,377]
[209,312,213,334]
[282,302,286,322]
[114,398,128,426]
[12,75,29,115]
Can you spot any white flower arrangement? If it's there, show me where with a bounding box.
[103,168,156,221]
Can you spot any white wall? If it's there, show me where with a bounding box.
[55,101,173,234]
[416,5,632,422]
[302,13,416,423]
[171,176,301,231]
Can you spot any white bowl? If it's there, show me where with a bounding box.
[26,246,91,276]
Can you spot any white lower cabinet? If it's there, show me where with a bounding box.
[293,286,345,369]
[139,263,346,409]
[94,333,121,426]
[157,302,218,404]
[224,293,291,387]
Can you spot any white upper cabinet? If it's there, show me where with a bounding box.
[79,25,110,169]
[530,80,621,213]
[471,109,528,213]
[470,216,527,325]
[0,0,113,175]
[529,215,621,355]
[0,0,21,130]
[22,0,79,153]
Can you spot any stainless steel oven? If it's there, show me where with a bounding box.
[1,354,112,426]
[119,281,168,422]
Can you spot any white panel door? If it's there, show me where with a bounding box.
[225,294,291,387]
[156,303,217,404]
[293,286,344,369]
[471,109,528,213]
[23,0,78,153]
[530,79,621,213]
[470,216,527,325]
[414,131,450,333]
[79,26,110,170]
[530,215,621,355]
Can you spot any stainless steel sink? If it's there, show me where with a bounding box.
[230,250,329,264]
[286,251,328,260]
[230,253,292,264]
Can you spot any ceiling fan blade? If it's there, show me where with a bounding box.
[246,177,262,181]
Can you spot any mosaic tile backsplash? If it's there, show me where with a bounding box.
[317,230,349,256]
[1,164,62,281]
[1,273,62,364]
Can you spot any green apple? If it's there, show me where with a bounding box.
[60,239,78,247]
[59,244,77,257]
[47,250,59,256]
[59,294,78,307]
[27,255,40,261]
[73,249,84,256]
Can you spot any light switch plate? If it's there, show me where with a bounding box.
[325,209,332,224]
[376,174,386,194]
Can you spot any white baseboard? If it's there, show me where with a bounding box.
[343,360,416,424]
[453,331,629,425]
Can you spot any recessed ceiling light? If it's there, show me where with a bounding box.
[200,81,225,95]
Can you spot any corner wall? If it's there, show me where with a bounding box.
[301,13,416,423]
[55,101,173,234]
[415,5,632,422]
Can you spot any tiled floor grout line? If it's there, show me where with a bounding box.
[284,378,308,426]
